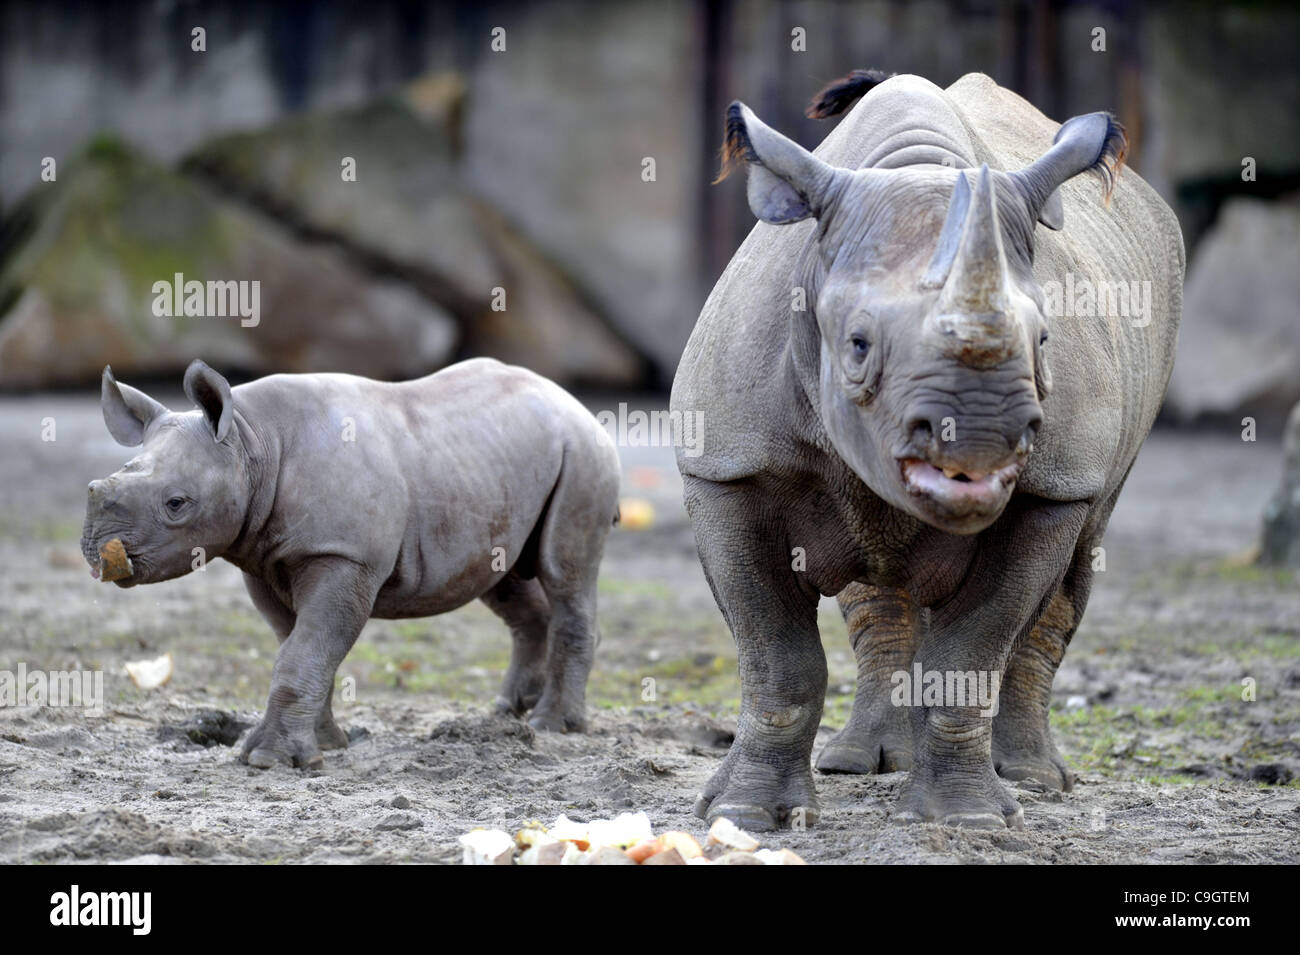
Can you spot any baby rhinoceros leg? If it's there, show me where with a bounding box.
[244,572,349,752]
[240,559,378,768]
[817,583,917,775]
[507,444,618,734]
[480,573,550,717]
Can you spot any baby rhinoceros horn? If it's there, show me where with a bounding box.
[925,165,1017,368]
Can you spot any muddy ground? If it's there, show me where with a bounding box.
[0,391,1297,864]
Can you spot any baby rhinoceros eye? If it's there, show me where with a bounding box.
[165,496,186,512]
[850,335,871,361]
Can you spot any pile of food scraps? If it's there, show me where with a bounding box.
[458,811,806,865]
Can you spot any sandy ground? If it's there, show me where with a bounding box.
[0,391,1297,864]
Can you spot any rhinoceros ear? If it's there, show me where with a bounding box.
[183,359,234,442]
[1011,112,1128,227]
[715,101,844,224]
[101,366,169,447]
[1037,190,1065,231]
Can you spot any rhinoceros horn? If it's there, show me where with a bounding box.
[925,165,1017,366]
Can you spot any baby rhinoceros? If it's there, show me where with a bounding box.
[81,358,621,767]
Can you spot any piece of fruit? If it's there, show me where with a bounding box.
[98,538,133,582]
[124,653,173,690]
[618,497,655,530]
[459,829,515,865]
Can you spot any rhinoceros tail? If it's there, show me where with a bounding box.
[714,101,760,184]
[805,69,894,119]
[1089,112,1129,205]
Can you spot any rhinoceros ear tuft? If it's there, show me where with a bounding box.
[1012,112,1128,225]
[714,101,844,225]
[183,359,234,442]
[101,366,169,447]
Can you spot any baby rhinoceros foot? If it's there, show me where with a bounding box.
[694,748,820,832]
[240,714,324,770]
[892,765,1025,829]
[314,714,350,751]
[493,669,545,720]
[525,702,587,734]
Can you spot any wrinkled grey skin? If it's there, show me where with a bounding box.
[81,357,620,767]
[671,73,1182,829]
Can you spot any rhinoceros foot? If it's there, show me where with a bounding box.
[240,714,324,770]
[693,747,820,832]
[526,704,587,734]
[993,744,1075,792]
[816,706,913,774]
[892,763,1024,829]
[314,714,350,751]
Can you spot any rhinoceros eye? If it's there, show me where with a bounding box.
[1039,329,1049,346]
[850,335,871,361]
[165,496,186,512]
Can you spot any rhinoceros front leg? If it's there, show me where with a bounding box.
[896,501,1088,829]
[241,558,378,769]
[817,583,918,774]
[686,478,825,831]
[243,572,350,751]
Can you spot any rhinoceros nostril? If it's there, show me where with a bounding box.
[908,418,934,448]
[1014,421,1041,454]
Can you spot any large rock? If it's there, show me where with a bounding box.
[184,79,647,387]
[1259,401,1300,567]
[1164,198,1300,425]
[460,1,705,382]
[0,139,456,387]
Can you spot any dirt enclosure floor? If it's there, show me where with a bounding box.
[1,391,1297,864]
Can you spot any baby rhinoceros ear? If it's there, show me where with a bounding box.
[183,359,234,442]
[101,366,169,447]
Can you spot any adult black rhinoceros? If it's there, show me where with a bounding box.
[670,70,1182,830]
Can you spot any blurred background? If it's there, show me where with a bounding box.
[0,0,1297,424]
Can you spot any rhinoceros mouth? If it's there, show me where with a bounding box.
[81,535,137,585]
[898,456,1022,519]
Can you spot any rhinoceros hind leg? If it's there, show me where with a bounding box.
[524,449,619,734]
[481,572,551,717]
[993,580,1085,792]
[817,583,917,775]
